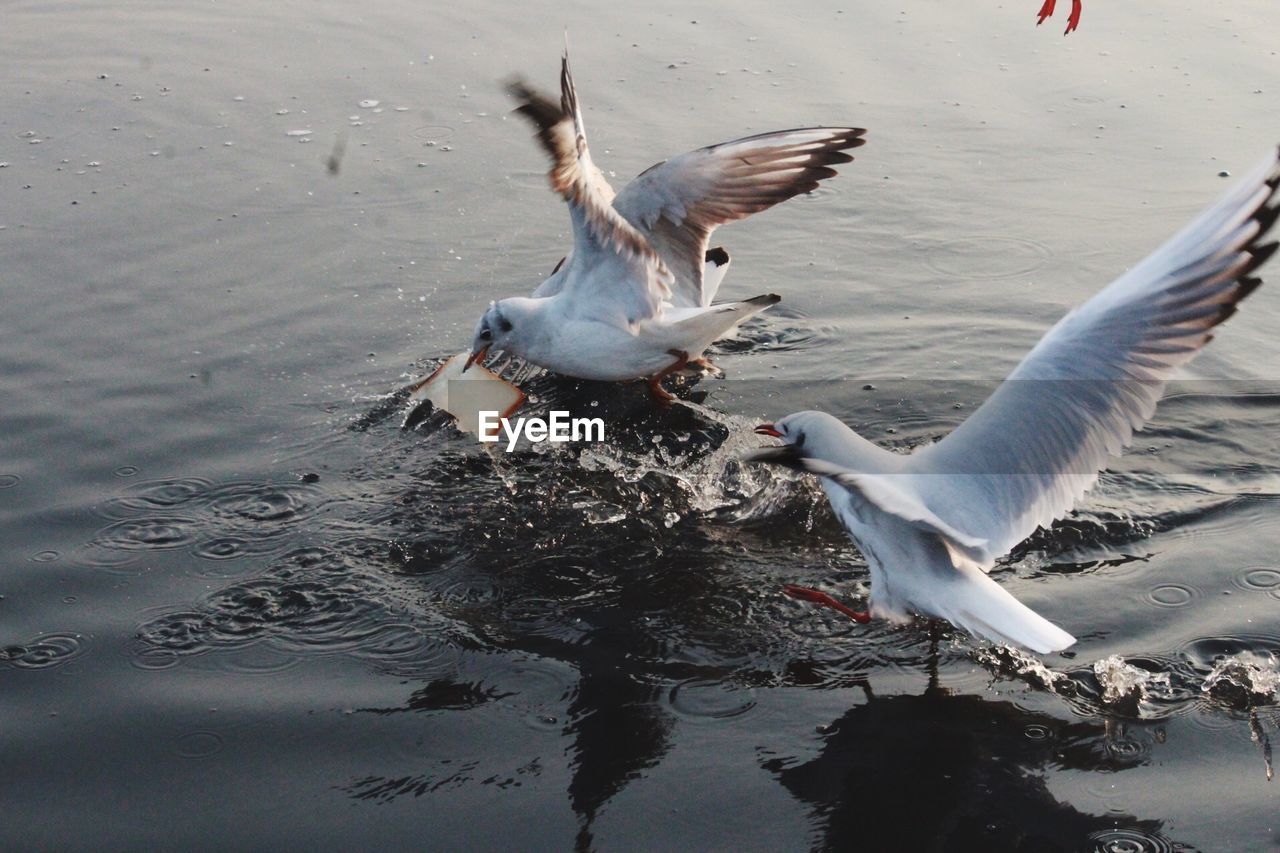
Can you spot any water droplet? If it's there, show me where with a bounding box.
[358,99,380,108]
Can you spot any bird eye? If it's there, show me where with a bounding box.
[499,318,513,333]
[479,328,493,341]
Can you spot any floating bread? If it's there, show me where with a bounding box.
[406,352,525,436]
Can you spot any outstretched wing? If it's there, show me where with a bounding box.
[613,128,866,307]
[910,146,1280,566]
[507,53,672,326]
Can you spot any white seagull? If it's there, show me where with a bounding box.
[749,146,1280,653]
[465,53,866,401]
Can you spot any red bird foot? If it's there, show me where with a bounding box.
[1036,0,1082,34]
[782,584,871,623]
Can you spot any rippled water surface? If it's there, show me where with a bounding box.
[4,1,1280,849]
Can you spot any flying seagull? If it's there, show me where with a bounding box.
[749,145,1280,653]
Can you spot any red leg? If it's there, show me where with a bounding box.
[1036,0,1056,26]
[783,584,871,624]
[1065,0,1082,33]
[647,349,690,405]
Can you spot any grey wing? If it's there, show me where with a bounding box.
[508,52,672,325]
[531,254,570,298]
[908,145,1280,567]
[613,127,866,307]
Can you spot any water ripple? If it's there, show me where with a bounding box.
[1087,828,1174,853]
[1144,583,1198,608]
[922,234,1052,280]
[173,730,225,759]
[667,678,758,723]
[205,481,321,525]
[1235,566,1280,593]
[91,517,198,551]
[1,632,86,670]
[96,477,215,518]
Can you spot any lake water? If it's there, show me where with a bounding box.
[3,0,1279,849]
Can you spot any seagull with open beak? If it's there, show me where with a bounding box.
[748,145,1280,653]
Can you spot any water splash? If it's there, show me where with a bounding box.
[1201,651,1280,707]
[1092,655,1173,710]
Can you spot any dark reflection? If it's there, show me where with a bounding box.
[765,682,1183,852]
[559,621,676,853]
[359,677,514,714]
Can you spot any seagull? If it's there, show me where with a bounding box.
[748,146,1280,653]
[464,52,866,402]
[1036,0,1082,34]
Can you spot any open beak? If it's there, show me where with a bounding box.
[745,423,798,467]
[742,444,801,466]
[463,345,490,373]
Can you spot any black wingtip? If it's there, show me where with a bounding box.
[746,293,782,306]
[1254,202,1280,239]
[1238,275,1264,299]
[506,76,566,130]
[1243,241,1279,277]
[559,46,577,117]
[705,246,730,267]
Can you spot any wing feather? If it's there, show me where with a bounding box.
[613,127,866,306]
[507,52,672,325]
[909,146,1280,566]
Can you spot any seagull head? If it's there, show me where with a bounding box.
[465,299,536,372]
[747,411,857,467]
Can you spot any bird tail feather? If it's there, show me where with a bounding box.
[942,560,1075,654]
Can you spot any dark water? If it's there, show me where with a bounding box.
[4,1,1280,849]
